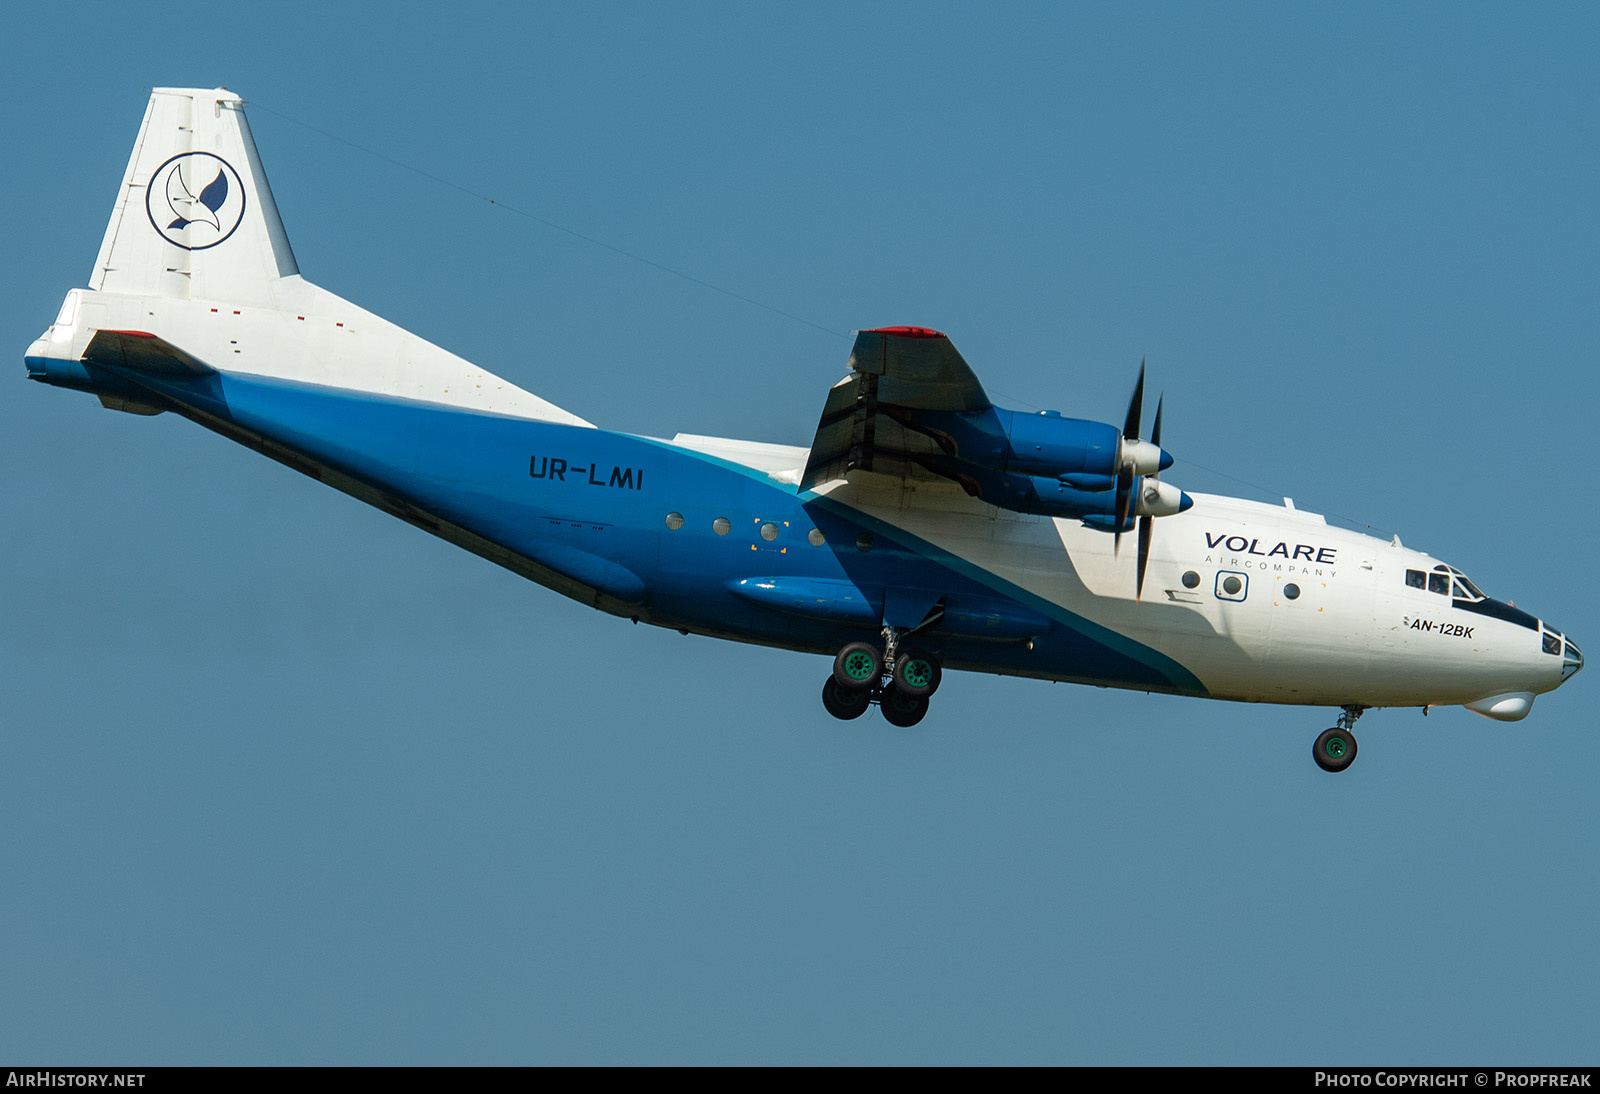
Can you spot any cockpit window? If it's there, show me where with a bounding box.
[1414,563,1487,600]
[1543,632,1562,655]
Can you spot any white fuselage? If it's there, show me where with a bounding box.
[822,473,1565,712]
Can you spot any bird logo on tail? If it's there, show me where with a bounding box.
[145,152,246,250]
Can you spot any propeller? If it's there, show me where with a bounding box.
[1111,360,1144,560]
[1136,394,1164,601]
[1112,361,1182,601]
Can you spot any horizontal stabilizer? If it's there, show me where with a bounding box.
[83,329,216,377]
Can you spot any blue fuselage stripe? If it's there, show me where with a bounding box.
[79,363,1208,695]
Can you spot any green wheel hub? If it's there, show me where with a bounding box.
[900,658,934,689]
[1324,735,1348,759]
[843,651,877,682]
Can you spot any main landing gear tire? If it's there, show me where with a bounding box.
[833,641,883,691]
[821,676,872,721]
[1313,727,1358,773]
[892,649,942,699]
[879,685,930,728]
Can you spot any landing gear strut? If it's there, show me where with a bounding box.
[822,628,942,727]
[1313,705,1364,773]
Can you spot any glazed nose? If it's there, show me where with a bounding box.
[1562,635,1583,682]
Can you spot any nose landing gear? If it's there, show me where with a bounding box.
[823,629,942,727]
[1313,705,1365,772]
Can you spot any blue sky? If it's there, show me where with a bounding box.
[2,2,1596,1064]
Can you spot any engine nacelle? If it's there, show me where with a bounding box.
[884,403,1183,519]
[993,409,1171,481]
[997,472,1192,523]
[994,409,1121,479]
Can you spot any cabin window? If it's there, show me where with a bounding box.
[808,528,826,547]
[855,533,874,552]
[713,517,731,536]
[664,512,684,530]
[1216,572,1247,601]
[1182,571,1200,589]
[1284,583,1301,600]
[759,522,779,542]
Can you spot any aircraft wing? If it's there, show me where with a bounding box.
[800,327,991,491]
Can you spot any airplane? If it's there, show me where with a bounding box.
[24,88,1583,772]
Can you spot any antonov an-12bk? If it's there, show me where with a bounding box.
[26,89,1583,771]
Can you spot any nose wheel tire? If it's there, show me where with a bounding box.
[1313,726,1358,772]
[880,685,930,727]
[821,676,872,720]
[833,641,883,691]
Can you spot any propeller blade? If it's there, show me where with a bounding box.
[1136,513,1152,601]
[1123,358,1146,441]
[1113,463,1133,555]
[1150,393,1164,453]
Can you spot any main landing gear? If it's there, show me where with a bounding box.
[823,629,943,727]
[1313,705,1365,773]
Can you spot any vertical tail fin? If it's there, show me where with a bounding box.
[90,87,297,305]
[32,87,590,426]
